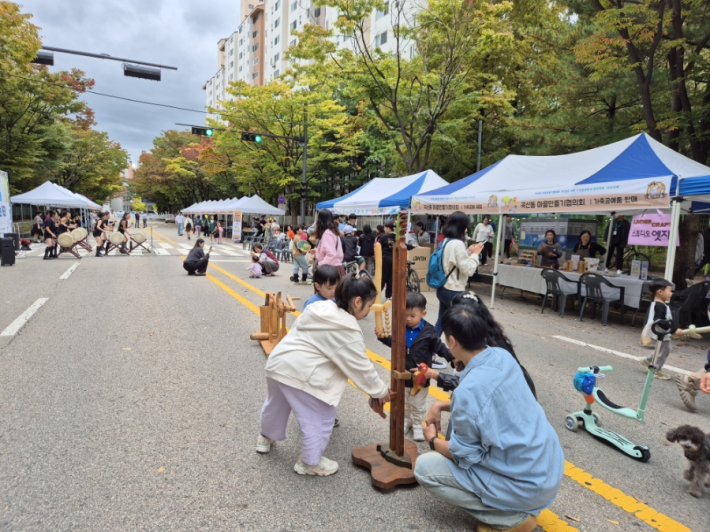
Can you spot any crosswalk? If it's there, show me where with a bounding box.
[20,241,256,260]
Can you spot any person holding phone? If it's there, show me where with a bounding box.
[183,238,211,276]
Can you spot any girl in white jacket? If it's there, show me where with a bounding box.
[256,274,391,476]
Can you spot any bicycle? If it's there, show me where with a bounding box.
[343,257,372,281]
[622,245,651,272]
[406,261,421,293]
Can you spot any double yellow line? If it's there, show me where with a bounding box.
[149,229,692,532]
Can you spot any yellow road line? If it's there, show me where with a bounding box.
[154,227,692,532]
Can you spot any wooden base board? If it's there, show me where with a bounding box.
[259,339,276,357]
[352,440,420,493]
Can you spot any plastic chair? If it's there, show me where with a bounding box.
[669,281,708,328]
[540,269,580,318]
[579,273,625,326]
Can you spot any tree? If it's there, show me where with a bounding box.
[291,0,515,174]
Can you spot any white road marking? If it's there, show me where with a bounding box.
[159,242,174,249]
[216,248,238,256]
[59,263,80,280]
[552,336,691,376]
[0,298,49,337]
[211,259,251,263]
[153,248,170,256]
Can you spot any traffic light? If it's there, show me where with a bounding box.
[191,127,214,137]
[300,184,308,199]
[241,132,263,143]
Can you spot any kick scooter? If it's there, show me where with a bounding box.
[565,319,672,462]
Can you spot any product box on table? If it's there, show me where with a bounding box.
[407,246,430,271]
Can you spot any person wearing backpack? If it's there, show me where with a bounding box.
[427,211,483,337]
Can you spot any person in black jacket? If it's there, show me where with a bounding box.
[573,230,606,259]
[375,292,452,441]
[183,238,211,276]
[605,214,631,271]
[359,224,376,274]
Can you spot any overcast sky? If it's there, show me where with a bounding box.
[20,0,240,165]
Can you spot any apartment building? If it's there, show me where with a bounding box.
[203,0,422,112]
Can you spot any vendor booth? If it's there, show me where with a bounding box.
[11,181,101,209]
[316,170,448,215]
[412,133,710,306]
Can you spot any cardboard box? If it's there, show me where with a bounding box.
[418,278,432,292]
[407,247,430,271]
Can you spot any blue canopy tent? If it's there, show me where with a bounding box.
[411,133,710,304]
[316,170,448,215]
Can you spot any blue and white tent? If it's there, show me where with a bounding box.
[317,170,448,215]
[412,134,710,216]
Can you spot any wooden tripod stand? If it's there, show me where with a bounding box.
[352,211,420,492]
[249,292,299,356]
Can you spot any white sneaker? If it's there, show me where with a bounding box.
[294,456,339,476]
[431,358,448,369]
[404,418,413,433]
[412,425,425,442]
[256,434,273,454]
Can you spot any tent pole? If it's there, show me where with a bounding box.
[490,214,504,309]
[664,198,682,281]
[604,212,615,271]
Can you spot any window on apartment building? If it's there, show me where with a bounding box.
[229,49,234,56]
[299,15,301,25]
[253,30,258,38]
[274,17,280,28]
[375,31,388,47]
[290,2,296,12]
[239,65,243,72]
[252,44,259,51]
[249,4,254,9]
[230,61,234,68]
[254,57,259,65]
[290,21,296,30]
[274,52,280,62]
[229,73,234,80]
[314,7,321,17]
[274,35,280,45]
[290,38,297,46]
[230,36,234,43]
[252,15,259,23]
[209,90,212,95]
[239,26,243,34]
[252,71,258,79]
[376,2,389,19]
[274,69,280,77]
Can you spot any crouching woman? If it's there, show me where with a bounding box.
[414,304,564,532]
[183,238,211,276]
[256,274,391,476]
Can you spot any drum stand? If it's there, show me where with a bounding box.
[249,292,299,356]
[130,233,151,253]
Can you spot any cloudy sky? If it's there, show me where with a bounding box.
[20,0,241,164]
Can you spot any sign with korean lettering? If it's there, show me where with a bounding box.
[0,170,11,234]
[411,177,672,215]
[627,213,679,247]
[232,211,242,243]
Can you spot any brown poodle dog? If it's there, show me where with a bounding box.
[666,425,710,498]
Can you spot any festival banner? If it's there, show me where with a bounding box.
[627,213,680,247]
[232,211,242,242]
[326,206,400,215]
[0,170,11,234]
[411,178,672,215]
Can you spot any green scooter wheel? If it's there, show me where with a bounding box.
[631,446,651,463]
[565,415,579,432]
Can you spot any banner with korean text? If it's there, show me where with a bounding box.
[627,213,680,247]
[411,177,672,215]
[232,211,242,243]
[0,170,11,234]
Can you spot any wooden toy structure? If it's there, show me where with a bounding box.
[249,292,300,356]
[352,211,421,492]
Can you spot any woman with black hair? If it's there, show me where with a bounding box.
[434,211,483,337]
[311,209,344,277]
[257,274,391,476]
[379,222,397,298]
[43,211,58,260]
[359,224,376,274]
[183,238,212,276]
[93,212,109,257]
[118,212,131,254]
[32,211,44,243]
[537,230,562,268]
[573,230,606,259]
[414,301,563,532]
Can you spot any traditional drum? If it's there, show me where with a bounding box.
[109,232,124,245]
[72,228,92,251]
[129,231,151,253]
[57,232,81,259]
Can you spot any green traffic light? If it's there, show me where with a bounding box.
[205,129,214,137]
[255,135,262,143]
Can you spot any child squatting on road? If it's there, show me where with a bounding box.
[256,274,391,476]
[375,292,452,441]
[413,302,564,532]
[639,278,685,380]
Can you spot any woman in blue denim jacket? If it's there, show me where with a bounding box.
[414,304,564,532]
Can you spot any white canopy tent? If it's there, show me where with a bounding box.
[411,134,710,305]
[11,181,101,209]
[233,195,284,216]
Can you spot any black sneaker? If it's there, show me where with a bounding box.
[333,418,340,428]
[195,272,206,276]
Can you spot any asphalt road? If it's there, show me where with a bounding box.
[1,226,708,532]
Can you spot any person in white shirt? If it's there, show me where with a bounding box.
[175,213,185,236]
[435,211,483,337]
[472,216,495,265]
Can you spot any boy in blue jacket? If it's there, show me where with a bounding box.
[376,292,452,441]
